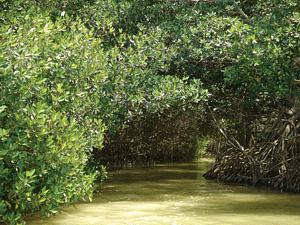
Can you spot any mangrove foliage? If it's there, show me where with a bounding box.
[0,0,299,224]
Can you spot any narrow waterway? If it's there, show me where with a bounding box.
[28,159,300,225]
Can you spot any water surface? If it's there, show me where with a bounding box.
[28,159,300,225]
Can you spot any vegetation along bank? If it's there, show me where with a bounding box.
[0,0,299,224]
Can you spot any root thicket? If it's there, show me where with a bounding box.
[205,108,300,192]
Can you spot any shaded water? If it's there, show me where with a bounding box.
[28,159,300,225]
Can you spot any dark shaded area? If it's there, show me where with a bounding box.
[93,109,204,168]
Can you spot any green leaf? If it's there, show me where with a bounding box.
[25,170,36,178]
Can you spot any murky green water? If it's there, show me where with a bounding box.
[28,159,300,225]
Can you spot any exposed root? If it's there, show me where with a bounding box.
[204,108,300,192]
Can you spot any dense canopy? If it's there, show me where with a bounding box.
[0,0,299,224]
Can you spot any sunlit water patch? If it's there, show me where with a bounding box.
[27,159,300,225]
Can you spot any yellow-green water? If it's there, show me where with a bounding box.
[27,159,300,225]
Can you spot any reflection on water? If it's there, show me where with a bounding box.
[27,159,300,225]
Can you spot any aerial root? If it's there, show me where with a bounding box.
[204,111,300,192]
